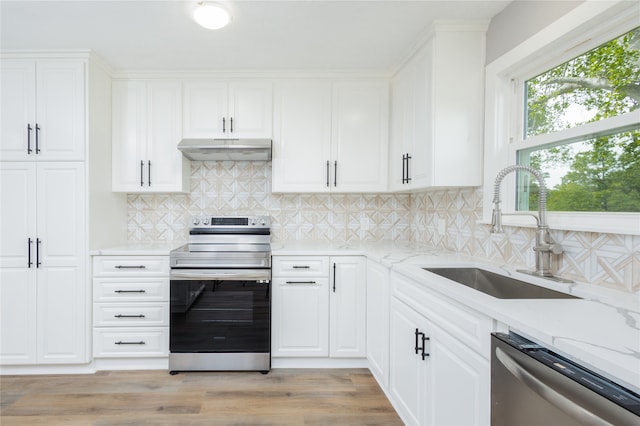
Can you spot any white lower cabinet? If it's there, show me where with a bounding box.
[366,259,390,387]
[387,270,491,426]
[92,255,169,361]
[271,255,366,359]
[0,162,87,365]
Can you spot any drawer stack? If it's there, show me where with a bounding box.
[92,256,170,359]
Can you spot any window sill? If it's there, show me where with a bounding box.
[478,212,640,236]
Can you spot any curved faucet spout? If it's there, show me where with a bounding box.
[491,165,568,281]
[492,164,548,232]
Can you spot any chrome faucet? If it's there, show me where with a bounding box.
[491,165,571,282]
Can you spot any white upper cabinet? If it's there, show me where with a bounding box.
[112,80,189,193]
[182,80,272,139]
[1,60,85,162]
[272,81,333,192]
[390,24,486,191]
[272,80,389,193]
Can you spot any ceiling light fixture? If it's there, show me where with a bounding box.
[193,2,231,30]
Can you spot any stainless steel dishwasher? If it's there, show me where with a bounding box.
[491,332,640,425]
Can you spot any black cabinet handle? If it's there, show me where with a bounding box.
[222,117,226,133]
[35,124,41,154]
[140,160,144,187]
[148,160,151,187]
[421,334,430,360]
[292,265,310,269]
[115,341,146,345]
[114,265,147,269]
[332,263,336,293]
[402,154,406,184]
[36,238,41,268]
[406,153,412,183]
[27,124,33,154]
[334,160,337,187]
[285,280,317,284]
[27,238,33,268]
[114,289,147,293]
[326,160,330,187]
[415,328,423,354]
[114,314,146,318]
[230,117,233,133]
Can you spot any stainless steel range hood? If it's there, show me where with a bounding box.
[177,139,272,161]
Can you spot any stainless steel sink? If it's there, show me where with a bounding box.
[424,267,579,299]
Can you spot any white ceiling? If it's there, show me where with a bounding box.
[1,0,511,72]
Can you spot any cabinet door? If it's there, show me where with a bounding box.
[112,80,147,191]
[35,61,85,161]
[389,298,428,426]
[426,321,490,426]
[182,80,228,138]
[329,256,366,357]
[271,277,329,357]
[146,81,187,192]
[0,163,37,364]
[366,259,389,387]
[228,82,272,138]
[36,162,87,363]
[389,50,431,191]
[389,67,410,191]
[331,82,388,192]
[272,81,332,192]
[410,46,432,188]
[0,61,36,161]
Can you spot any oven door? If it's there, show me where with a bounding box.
[170,270,270,355]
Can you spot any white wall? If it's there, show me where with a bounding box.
[485,0,583,63]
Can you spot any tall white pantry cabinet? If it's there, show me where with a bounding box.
[0,52,127,370]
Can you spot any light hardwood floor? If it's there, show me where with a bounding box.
[0,368,403,425]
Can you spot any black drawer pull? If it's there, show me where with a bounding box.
[285,280,317,284]
[115,341,146,345]
[114,265,147,269]
[292,265,310,269]
[114,314,146,318]
[114,289,147,293]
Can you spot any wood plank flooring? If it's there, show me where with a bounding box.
[0,368,403,425]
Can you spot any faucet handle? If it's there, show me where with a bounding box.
[549,243,563,255]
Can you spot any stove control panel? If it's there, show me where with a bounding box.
[190,215,270,228]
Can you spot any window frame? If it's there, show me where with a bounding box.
[482,0,640,235]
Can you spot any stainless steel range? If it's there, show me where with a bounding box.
[169,215,271,374]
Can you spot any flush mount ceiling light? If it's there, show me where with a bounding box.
[193,2,231,30]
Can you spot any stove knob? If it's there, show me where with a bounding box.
[192,218,200,226]
[260,219,266,226]
[250,219,257,226]
[203,217,210,225]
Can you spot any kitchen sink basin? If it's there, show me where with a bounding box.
[423,267,579,299]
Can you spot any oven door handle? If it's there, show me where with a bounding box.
[170,269,270,280]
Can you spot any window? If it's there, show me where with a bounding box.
[516,27,640,213]
[483,1,640,235]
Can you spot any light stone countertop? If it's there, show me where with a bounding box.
[272,240,640,394]
[90,242,185,256]
[94,240,640,393]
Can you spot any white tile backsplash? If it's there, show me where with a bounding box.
[127,162,638,293]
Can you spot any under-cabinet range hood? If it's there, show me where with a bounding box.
[177,139,272,161]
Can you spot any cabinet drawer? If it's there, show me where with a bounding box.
[93,303,169,327]
[93,327,168,357]
[272,256,329,277]
[93,278,169,302]
[392,271,494,358]
[93,256,169,277]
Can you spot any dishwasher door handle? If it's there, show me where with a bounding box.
[495,346,612,426]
